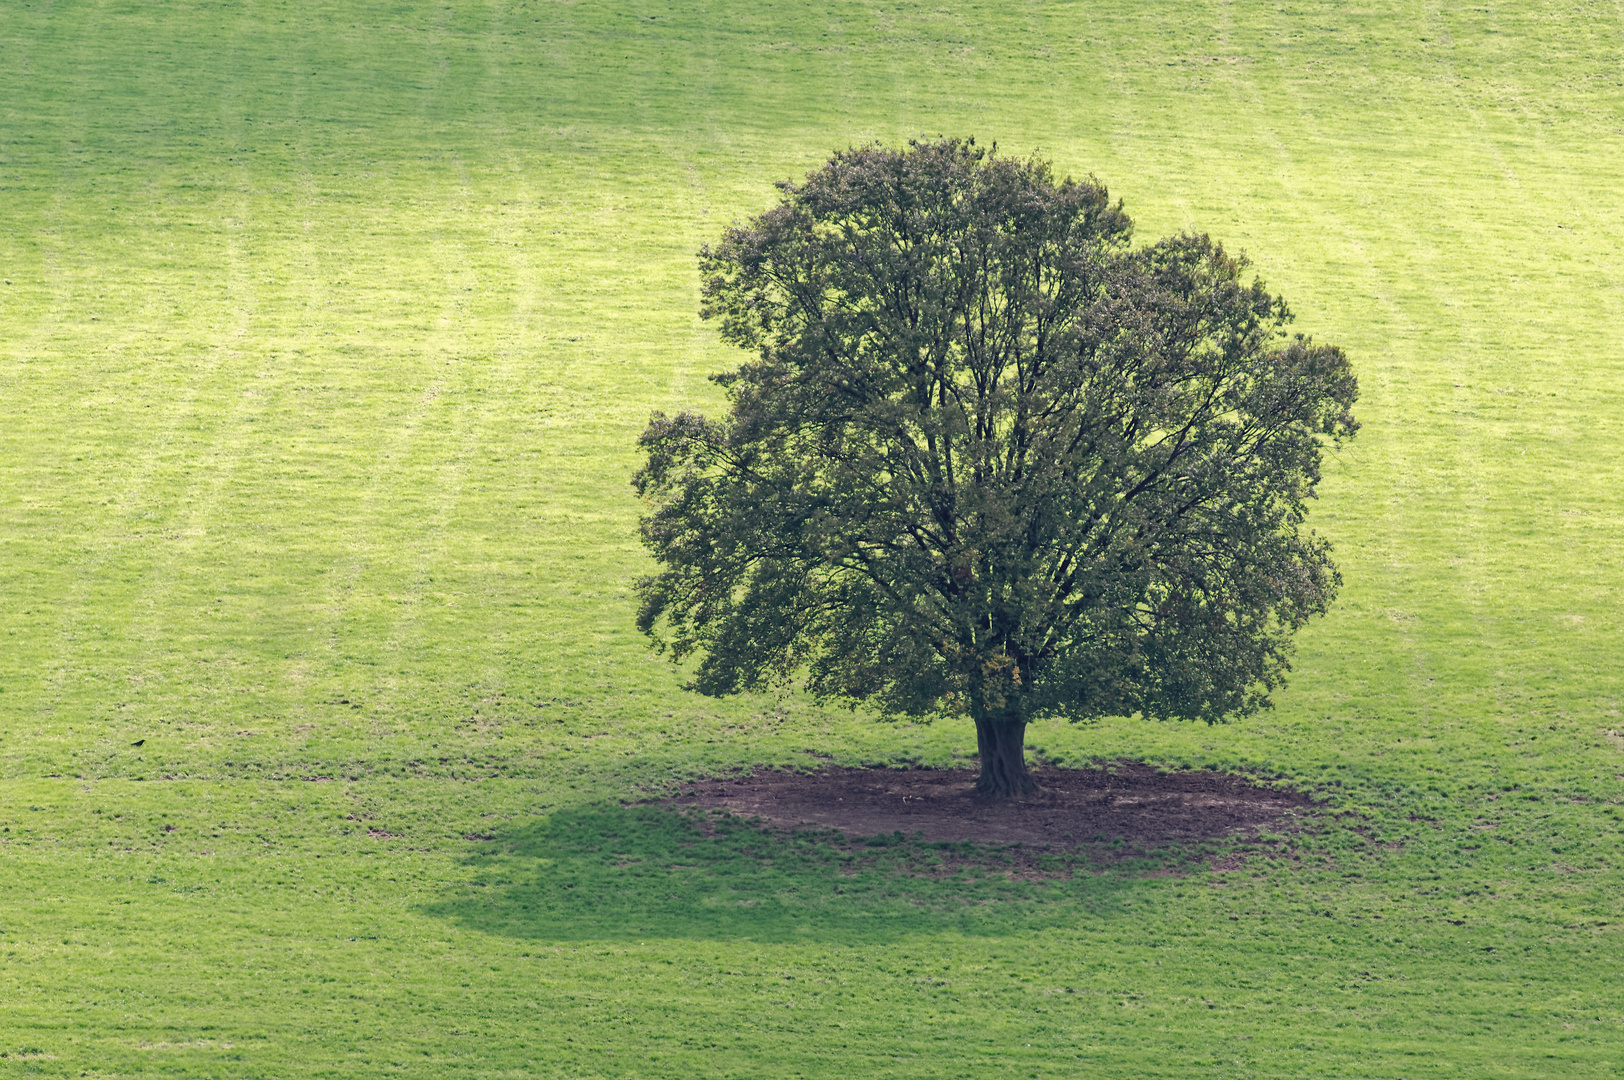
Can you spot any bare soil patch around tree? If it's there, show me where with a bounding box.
[670,764,1317,851]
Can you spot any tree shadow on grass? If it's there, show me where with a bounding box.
[422,803,1201,944]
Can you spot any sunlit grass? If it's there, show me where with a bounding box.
[1,0,1621,1075]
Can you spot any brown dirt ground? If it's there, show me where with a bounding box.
[671,764,1317,850]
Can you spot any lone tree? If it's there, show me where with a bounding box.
[634,139,1357,798]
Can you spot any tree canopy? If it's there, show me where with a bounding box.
[634,138,1358,797]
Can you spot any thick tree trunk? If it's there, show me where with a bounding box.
[973,717,1038,799]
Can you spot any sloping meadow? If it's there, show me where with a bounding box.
[0,1,1620,1075]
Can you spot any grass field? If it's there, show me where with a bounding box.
[2,1,1622,1075]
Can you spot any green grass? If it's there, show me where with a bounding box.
[1,0,1622,1075]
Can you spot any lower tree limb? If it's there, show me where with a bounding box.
[973,717,1038,798]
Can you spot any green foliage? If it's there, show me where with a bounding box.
[637,138,1358,732]
[0,0,1622,1076]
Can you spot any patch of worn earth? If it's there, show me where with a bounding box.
[670,764,1317,849]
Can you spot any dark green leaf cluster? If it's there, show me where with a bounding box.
[635,138,1358,727]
